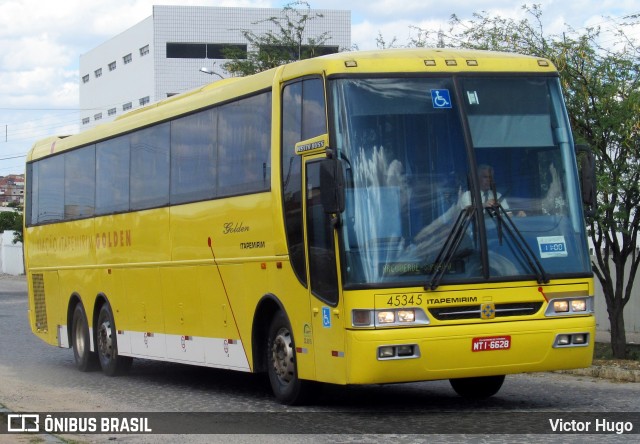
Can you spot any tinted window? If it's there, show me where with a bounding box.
[96,136,130,214]
[171,109,217,203]
[130,123,170,210]
[26,163,37,226]
[65,147,95,219]
[28,92,273,225]
[166,43,206,59]
[306,161,339,303]
[207,44,247,59]
[281,78,326,285]
[282,82,305,283]
[302,80,327,138]
[217,93,271,196]
[37,155,64,223]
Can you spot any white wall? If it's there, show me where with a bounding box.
[78,6,351,130]
[152,6,351,100]
[79,16,154,129]
[0,231,23,275]
[594,257,640,339]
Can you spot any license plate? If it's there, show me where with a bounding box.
[472,335,511,352]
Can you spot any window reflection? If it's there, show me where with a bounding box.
[97,137,129,214]
[131,123,170,210]
[331,76,591,287]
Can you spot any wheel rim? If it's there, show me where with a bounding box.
[73,317,86,356]
[98,319,113,360]
[271,327,294,384]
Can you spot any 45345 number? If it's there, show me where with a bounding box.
[386,294,423,307]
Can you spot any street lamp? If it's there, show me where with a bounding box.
[200,67,224,79]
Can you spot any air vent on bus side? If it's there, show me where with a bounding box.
[32,274,48,331]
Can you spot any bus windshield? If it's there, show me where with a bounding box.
[330,76,592,288]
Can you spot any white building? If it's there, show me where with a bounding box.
[79,5,351,129]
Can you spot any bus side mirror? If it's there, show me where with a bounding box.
[576,144,596,217]
[320,158,345,214]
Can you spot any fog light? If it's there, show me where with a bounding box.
[397,310,415,322]
[557,334,571,345]
[571,299,587,312]
[378,346,395,358]
[397,345,414,356]
[553,300,569,313]
[572,334,587,344]
[377,311,395,324]
[352,310,373,327]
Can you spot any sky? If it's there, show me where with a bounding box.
[0,0,638,177]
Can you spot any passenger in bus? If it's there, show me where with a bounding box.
[540,161,566,215]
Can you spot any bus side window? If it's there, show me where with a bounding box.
[282,78,327,287]
[306,161,339,304]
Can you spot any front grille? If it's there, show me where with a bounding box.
[32,273,48,331]
[429,302,543,320]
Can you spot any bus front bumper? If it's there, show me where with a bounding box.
[344,316,595,385]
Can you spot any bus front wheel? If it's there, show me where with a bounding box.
[71,303,98,371]
[449,375,505,400]
[96,302,132,376]
[266,311,313,405]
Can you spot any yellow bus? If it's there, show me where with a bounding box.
[25,49,596,405]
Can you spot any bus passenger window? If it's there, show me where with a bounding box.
[130,123,170,210]
[35,155,64,223]
[170,109,217,204]
[96,136,130,215]
[64,146,96,219]
[218,93,271,196]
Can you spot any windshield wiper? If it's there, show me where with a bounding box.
[486,205,550,284]
[426,206,476,291]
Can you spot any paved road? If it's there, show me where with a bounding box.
[0,275,638,443]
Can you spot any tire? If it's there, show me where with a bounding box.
[449,375,505,400]
[96,302,132,376]
[266,311,313,405]
[71,303,98,371]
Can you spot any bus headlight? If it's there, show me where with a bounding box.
[556,334,571,345]
[571,299,587,312]
[553,332,590,348]
[351,308,429,328]
[377,344,420,360]
[572,333,587,344]
[377,311,395,324]
[545,296,593,316]
[397,309,415,322]
[378,346,395,358]
[553,300,569,312]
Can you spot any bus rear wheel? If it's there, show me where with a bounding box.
[449,375,505,400]
[71,303,98,371]
[266,311,313,405]
[96,302,132,376]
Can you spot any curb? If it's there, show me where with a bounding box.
[558,364,640,383]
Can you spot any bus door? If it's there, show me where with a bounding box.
[302,154,347,384]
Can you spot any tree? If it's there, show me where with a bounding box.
[223,1,334,76]
[404,5,640,358]
[556,31,640,359]
[0,203,23,244]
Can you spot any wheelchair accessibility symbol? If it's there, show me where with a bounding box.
[431,89,452,109]
[322,306,331,328]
